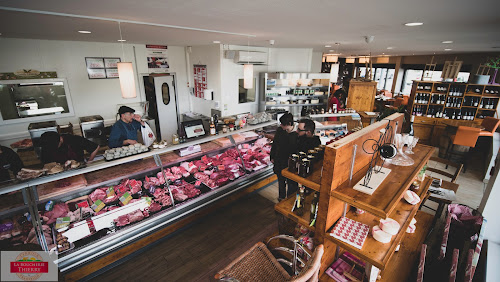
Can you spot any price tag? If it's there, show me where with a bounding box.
[91,199,105,213]
[119,192,132,206]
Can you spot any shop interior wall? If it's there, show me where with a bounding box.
[0,37,319,145]
[219,45,314,116]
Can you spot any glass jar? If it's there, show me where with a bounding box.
[298,158,311,177]
[222,125,228,133]
[288,154,299,173]
[172,134,179,145]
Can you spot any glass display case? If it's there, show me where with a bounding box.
[0,121,276,273]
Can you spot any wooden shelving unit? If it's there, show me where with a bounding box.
[409,81,500,145]
[327,177,431,269]
[276,113,438,281]
[275,192,317,232]
[281,162,323,192]
[331,145,434,218]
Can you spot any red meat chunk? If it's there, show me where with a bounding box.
[89,189,106,202]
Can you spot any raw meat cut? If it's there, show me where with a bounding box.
[89,189,106,202]
[148,202,162,212]
[128,209,144,223]
[44,203,69,224]
[114,214,130,227]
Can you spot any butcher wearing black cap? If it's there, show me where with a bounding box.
[108,106,145,148]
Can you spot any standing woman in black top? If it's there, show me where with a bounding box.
[0,146,24,182]
[270,113,297,201]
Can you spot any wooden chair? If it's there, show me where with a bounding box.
[479,117,500,137]
[215,235,324,282]
[422,157,463,227]
[427,157,463,183]
[445,126,481,172]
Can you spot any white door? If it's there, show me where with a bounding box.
[154,75,179,140]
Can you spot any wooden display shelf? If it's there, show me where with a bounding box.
[464,94,482,97]
[331,144,434,219]
[379,211,434,282]
[319,210,433,282]
[325,177,431,270]
[275,192,317,232]
[281,162,322,192]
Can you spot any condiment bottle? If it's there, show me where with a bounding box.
[288,154,299,173]
[172,134,179,145]
[295,185,305,216]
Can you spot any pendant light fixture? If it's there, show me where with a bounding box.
[243,36,253,89]
[117,22,137,99]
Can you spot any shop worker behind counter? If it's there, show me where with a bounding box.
[40,132,99,164]
[108,106,146,148]
[297,119,321,152]
[0,146,24,182]
[270,113,297,201]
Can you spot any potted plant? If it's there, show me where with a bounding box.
[486,56,500,85]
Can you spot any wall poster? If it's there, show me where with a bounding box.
[85,57,121,79]
[146,45,169,73]
[193,65,207,98]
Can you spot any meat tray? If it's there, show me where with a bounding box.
[104,148,150,162]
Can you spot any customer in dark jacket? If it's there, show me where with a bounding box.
[270,113,297,201]
[296,118,321,152]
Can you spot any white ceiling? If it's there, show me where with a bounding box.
[0,0,499,56]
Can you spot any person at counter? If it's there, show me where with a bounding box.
[270,113,297,201]
[108,106,145,148]
[40,132,99,164]
[297,119,321,152]
[0,146,24,182]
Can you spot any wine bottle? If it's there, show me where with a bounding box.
[446,98,450,107]
[210,117,216,136]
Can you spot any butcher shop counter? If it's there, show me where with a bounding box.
[0,121,278,280]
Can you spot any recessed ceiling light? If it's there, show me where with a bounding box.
[404,22,423,26]
[444,48,452,51]
[442,41,453,44]
[117,39,126,42]
[382,53,385,54]
[329,50,334,52]
[78,30,91,34]
[325,45,332,48]
[213,40,221,44]
[387,47,394,50]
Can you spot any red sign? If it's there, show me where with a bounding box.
[193,65,207,98]
[146,45,168,49]
[10,262,49,273]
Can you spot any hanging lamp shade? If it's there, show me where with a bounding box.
[244,64,253,89]
[330,63,339,83]
[117,62,137,98]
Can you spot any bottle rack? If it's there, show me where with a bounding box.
[410,81,499,121]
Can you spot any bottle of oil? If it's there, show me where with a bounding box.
[310,192,319,226]
[295,185,305,216]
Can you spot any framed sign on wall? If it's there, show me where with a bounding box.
[85,57,121,79]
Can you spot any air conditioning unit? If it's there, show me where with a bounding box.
[233,51,267,65]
